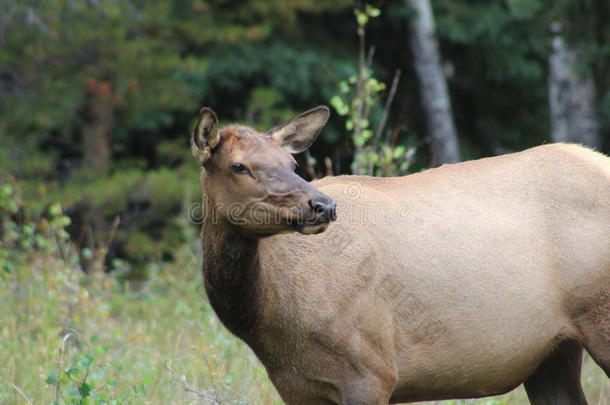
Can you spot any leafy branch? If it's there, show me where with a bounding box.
[330,5,415,176]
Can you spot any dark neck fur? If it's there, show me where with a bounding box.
[201,201,261,340]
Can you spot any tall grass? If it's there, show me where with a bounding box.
[0,198,280,404]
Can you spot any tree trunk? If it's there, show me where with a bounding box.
[405,0,460,166]
[81,78,114,273]
[548,23,600,148]
[83,79,113,175]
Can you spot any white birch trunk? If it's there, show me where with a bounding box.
[548,24,600,148]
[405,0,460,166]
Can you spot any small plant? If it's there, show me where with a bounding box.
[0,180,71,255]
[0,181,74,277]
[45,334,141,404]
[330,5,415,176]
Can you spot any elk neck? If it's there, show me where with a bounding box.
[200,195,262,341]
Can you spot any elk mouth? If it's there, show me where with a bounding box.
[287,218,332,235]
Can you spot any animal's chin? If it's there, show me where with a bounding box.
[289,221,330,235]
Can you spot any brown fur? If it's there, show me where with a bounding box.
[192,108,610,405]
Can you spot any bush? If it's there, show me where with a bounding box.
[17,163,202,276]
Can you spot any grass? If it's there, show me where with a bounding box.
[0,225,608,404]
[0,241,280,404]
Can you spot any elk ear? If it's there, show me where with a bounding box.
[266,106,330,154]
[192,107,220,165]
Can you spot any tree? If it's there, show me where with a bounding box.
[548,22,600,148]
[405,0,460,166]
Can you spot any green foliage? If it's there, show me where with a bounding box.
[435,1,547,82]
[354,4,381,27]
[331,75,386,148]
[1,1,202,139]
[23,163,201,269]
[0,182,19,217]
[0,161,200,276]
[331,6,416,176]
[197,41,355,112]
[0,0,353,147]
[0,181,74,277]
[246,88,297,130]
[44,340,140,405]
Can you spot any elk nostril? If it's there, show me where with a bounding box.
[329,201,337,220]
[309,199,326,214]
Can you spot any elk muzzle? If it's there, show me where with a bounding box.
[309,196,337,223]
[288,190,337,235]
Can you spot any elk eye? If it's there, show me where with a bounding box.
[231,163,248,174]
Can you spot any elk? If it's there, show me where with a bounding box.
[191,106,610,405]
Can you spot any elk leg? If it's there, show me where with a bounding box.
[523,340,588,405]
[577,306,610,378]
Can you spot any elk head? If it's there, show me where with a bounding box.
[192,106,337,236]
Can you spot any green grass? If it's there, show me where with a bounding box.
[0,244,280,404]
[0,240,608,404]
